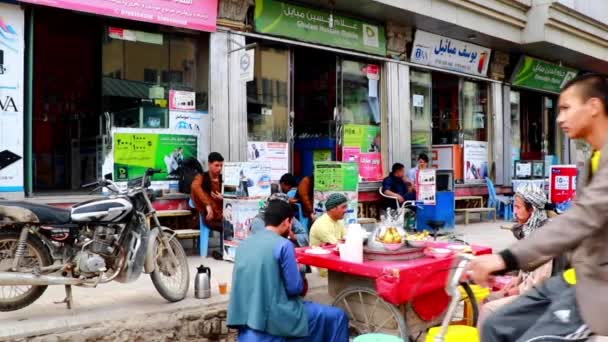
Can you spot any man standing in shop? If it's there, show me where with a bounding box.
[407,153,429,187]
[467,74,608,340]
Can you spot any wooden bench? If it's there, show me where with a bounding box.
[174,229,201,254]
[455,195,484,209]
[455,207,496,225]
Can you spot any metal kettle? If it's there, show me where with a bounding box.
[195,265,211,299]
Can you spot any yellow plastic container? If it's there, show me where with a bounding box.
[457,284,490,326]
[425,325,479,342]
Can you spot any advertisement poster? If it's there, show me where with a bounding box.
[223,162,272,199]
[254,0,386,55]
[113,133,197,182]
[20,0,219,32]
[464,140,488,184]
[313,162,359,225]
[314,162,359,192]
[169,90,195,111]
[342,124,382,181]
[0,5,24,193]
[223,198,260,241]
[410,30,491,77]
[170,110,210,165]
[247,141,289,181]
[417,168,437,205]
[549,165,578,212]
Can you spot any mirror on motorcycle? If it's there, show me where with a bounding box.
[104,173,113,181]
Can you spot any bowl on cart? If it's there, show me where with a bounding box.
[381,241,405,251]
[406,239,428,248]
[424,247,453,259]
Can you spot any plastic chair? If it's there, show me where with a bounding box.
[485,177,513,220]
[189,198,210,257]
[293,202,310,232]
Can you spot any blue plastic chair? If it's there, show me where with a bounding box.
[485,177,513,220]
[189,198,211,257]
[294,202,310,232]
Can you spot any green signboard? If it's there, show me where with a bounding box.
[314,162,359,192]
[511,56,578,93]
[254,0,386,55]
[113,133,197,181]
[343,124,381,150]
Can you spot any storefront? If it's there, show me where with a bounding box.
[241,0,388,217]
[508,56,578,177]
[409,30,495,188]
[14,0,218,199]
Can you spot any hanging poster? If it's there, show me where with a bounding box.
[313,162,359,192]
[223,198,260,241]
[549,165,578,212]
[0,4,24,193]
[222,162,272,199]
[247,141,289,182]
[113,132,197,188]
[169,90,195,111]
[463,140,488,184]
[169,110,210,165]
[410,30,491,77]
[342,124,382,181]
[313,162,359,225]
[417,168,436,205]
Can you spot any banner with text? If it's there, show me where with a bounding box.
[223,162,272,199]
[0,4,24,193]
[411,30,491,77]
[19,0,218,32]
[342,124,382,181]
[511,56,578,93]
[247,141,289,182]
[254,0,386,55]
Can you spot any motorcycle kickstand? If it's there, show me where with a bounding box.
[54,285,74,309]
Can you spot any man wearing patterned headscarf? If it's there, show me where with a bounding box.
[478,185,554,331]
[511,185,548,240]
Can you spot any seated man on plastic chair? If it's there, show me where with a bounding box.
[382,163,415,210]
[191,152,232,259]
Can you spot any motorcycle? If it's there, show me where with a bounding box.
[0,168,190,311]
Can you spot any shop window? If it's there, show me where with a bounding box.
[410,71,490,183]
[410,70,432,167]
[102,28,209,129]
[247,46,289,142]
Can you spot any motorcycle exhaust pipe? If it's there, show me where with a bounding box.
[0,272,85,286]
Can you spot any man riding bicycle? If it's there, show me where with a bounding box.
[468,74,608,341]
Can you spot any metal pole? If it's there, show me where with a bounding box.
[24,7,34,195]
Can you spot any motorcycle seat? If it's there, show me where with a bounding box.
[0,201,71,224]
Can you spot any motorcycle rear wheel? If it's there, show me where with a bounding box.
[150,232,189,302]
[0,229,52,311]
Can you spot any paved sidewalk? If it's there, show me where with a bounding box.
[0,220,513,340]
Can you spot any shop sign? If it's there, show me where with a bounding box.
[0,4,24,193]
[247,141,288,182]
[113,132,198,183]
[254,0,386,55]
[239,50,255,82]
[511,56,578,93]
[463,140,488,184]
[410,30,491,77]
[19,0,218,32]
[169,110,210,164]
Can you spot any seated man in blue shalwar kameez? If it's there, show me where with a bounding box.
[227,200,349,342]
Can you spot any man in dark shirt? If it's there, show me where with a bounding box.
[382,163,415,209]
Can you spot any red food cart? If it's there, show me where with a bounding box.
[296,243,491,340]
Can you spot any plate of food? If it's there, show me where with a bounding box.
[405,231,432,247]
[305,247,331,255]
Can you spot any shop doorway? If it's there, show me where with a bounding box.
[32,8,102,192]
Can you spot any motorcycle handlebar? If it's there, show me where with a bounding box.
[81,181,100,189]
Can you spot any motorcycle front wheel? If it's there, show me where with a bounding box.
[0,229,52,311]
[150,232,189,302]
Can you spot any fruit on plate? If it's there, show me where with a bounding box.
[378,227,402,244]
[406,231,431,241]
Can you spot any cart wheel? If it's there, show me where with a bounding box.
[332,287,409,341]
